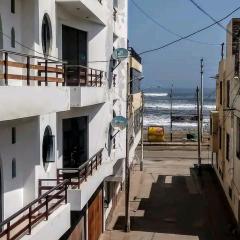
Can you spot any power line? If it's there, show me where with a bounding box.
[188,0,233,36]
[130,0,220,46]
[139,5,240,55]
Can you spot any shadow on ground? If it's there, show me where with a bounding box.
[113,167,238,240]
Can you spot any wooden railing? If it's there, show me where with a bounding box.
[0,180,68,240]
[64,65,104,87]
[57,149,103,189]
[0,50,64,86]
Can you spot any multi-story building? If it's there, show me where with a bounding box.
[0,0,142,239]
[211,18,240,227]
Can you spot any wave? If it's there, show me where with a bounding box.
[145,103,216,110]
[144,92,168,97]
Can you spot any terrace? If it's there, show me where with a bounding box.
[0,50,106,121]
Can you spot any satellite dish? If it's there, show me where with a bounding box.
[112,48,129,61]
[111,116,128,130]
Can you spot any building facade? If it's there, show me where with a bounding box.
[211,18,240,227]
[0,0,142,239]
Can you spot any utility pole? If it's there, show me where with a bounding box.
[170,83,173,142]
[197,87,202,173]
[200,58,204,143]
[221,42,225,60]
[140,91,144,171]
[125,63,130,232]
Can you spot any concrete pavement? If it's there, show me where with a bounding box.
[101,146,238,240]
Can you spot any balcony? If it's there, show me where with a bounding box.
[0,180,70,240]
[56,0,107,25]
[0,50,70,121]
[65,65,107,107]
[56,149,113,211]
[0,50,107,121]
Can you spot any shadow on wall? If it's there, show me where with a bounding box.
[113,168,239,240]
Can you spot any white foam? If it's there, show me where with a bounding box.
[145,103,216,110]
[144,92,168,97]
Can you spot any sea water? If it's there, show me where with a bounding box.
[143,87,216,133]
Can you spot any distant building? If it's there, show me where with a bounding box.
[0,0,142,239]
[211,18,240,226]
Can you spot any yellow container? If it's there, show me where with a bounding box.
[148,126,165,142]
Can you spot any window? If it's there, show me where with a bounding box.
[219,127,222,149]
[42,126,54,166]
[41,14,52,56]
[11,28,15,48]
[220,81,222,105]
[226,133,230,161]
[227,80,230,107]
[12,158,16,178]
[11,0,15,14]
[236,118,240,159]
[12,127,16,144]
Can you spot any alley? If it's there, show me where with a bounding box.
[101,145,238,240]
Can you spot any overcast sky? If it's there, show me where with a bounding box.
[128,0,240,89]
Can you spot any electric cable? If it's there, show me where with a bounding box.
[130,0,220,46]
[139,5,240,55]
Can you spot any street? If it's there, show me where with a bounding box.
[101,145,238,240]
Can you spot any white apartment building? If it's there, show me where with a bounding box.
[0,0,143,239]
[211,18,240,228]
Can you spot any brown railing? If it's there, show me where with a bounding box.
[64,65,104,87]
[0,50,65,86]
[0,180,68,240]
[57,149,103,189]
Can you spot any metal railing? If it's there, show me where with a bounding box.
[0,180,68,240]
[128,47,142,64]
[0,50,64,86]
[57,148,103,189]
[64,65,104,87]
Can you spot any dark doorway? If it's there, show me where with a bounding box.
[63,117,88,168]
[62,25,87,86]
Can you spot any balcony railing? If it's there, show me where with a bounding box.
[0,180,68,240]
[57,148,103,189]
[0,50,105,87]
[64,65,104,87]
[0,50,64,86]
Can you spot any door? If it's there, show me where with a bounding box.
[62,25,87,86]
[63,117,88,168]
[88,188,103,240]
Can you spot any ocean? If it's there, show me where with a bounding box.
[143,87,216,133]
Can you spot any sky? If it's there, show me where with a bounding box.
[128,0,240,89]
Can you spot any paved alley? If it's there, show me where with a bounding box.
[101,145,238,240]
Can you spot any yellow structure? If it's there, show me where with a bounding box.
[147,126,165,142]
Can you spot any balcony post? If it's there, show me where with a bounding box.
[85,166,87,181]
[90,68,93,86]
[27,56,30,86]
[65,183,68,203]
[6,222,10,240]
[4,52,8,86]
[95,70,98,86]
[100,71,103,87]
[63,64,67,86]
[45,195,49,220]
[45,59,48,86]
[28,206,32,234]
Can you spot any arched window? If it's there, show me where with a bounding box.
[11,28,15,48]
[12,158,16,178]
[42,126,55,167]
[0,15,3,49]
[41,14,52,56]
